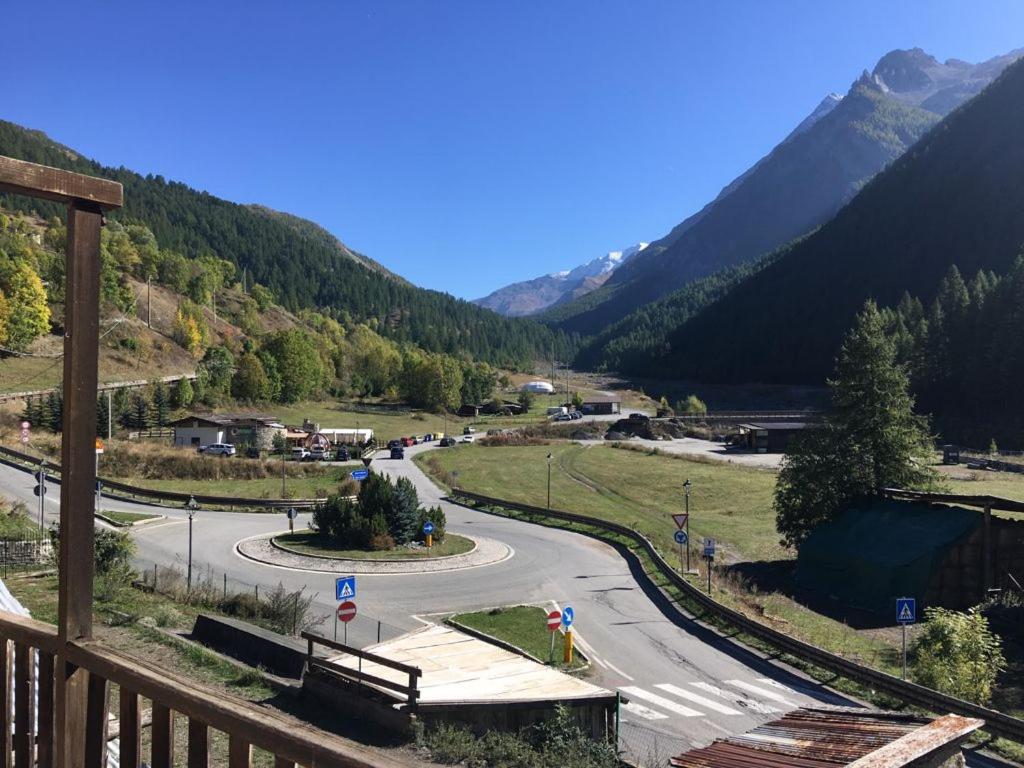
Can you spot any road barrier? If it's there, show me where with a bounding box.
[449,488,1024,745]
[0,445,321,510]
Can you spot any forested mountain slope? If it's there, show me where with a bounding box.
[656,55,1024,385]
[0,120,572,368]
[545,47,1020,337]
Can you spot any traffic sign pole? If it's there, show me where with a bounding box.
[546,610,562,664]
[902,623,907,680]
[563,629,573,665]
[896,597,916,679]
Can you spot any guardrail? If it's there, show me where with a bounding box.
[449,488,1024,745]
[0,445,322,510]
[0,372,197,404]
[302,631,422,706]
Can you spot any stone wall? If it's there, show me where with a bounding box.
[0,538,52,567]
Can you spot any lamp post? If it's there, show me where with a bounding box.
[683,479,691,572]
[547,453,553,510]
[186,495,199,591]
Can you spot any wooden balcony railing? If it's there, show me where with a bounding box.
[0,610,407,768]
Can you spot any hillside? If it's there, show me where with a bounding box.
[544,47,1020,337]
[653,54,1024,386]
[0,120,572,369]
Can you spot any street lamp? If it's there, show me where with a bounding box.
[185,496,199,591]
[683,479,692,572]
[547,453,553,510]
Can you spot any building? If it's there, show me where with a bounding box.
[284,427,374,448]
[522,380,555,394]
[170,413,285,450]
[736,421,807,453]
[670,707,982,768]
[579,395,621,416]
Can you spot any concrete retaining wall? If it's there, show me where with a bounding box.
[192,614,312,678]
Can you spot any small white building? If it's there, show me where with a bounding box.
[522,380,555,394]
[171,414,285,450]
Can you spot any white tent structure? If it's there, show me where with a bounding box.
[521,381,555,394]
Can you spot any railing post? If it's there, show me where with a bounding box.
[118,689,140,768]
[13,645,34,768]
[55,200,103,768]
[83,674,109,768]
[187,718,209,768]
[228,736,251,768]
[37,651,55,768]
[0,640,11,768]
[151,703,175,768]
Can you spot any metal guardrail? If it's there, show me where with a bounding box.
[0,372,197,404]
[0,445,321,510]
[449,489,1024,745]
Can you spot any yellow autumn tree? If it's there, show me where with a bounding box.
[0,263,50,350]
[173,308,203,358]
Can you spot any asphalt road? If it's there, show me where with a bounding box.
[0,452,1015,766]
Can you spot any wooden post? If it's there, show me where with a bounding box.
[983,505,993,596]
[83,674,109,768]
[37,651,55,768]
[187,718,209,768]
[13,645,35,768]
[118,689,140,768]
[55,200,103,768]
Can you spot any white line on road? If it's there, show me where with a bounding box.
[620,687,703,718]
[604,661,633,681]
[757,678,798,694]
[726,680,797,707]
[690,682,779,714]
[655,683,740,715]
[620,701,668,721]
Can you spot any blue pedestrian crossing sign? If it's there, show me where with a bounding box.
[896,597,916,625]
[561,606,574,629]
[674,530,688,545]
[336,575,356,601]
[423,521,435,535]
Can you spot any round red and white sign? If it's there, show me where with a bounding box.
[546,610,562,632]
[337,600,357,623]
[20,422,30,430]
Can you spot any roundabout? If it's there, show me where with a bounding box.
[235,529,513,574]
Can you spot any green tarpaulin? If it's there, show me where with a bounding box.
[795,500,980,614]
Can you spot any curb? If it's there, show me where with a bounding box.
[269,532,478,564]
[445,612,590,671]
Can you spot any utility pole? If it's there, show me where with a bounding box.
[147,276,152,328]
[684,479,691,572]
[547,452,553,509]
[107,389,112,440]
[186,496,199,591]
[37,460,45,532]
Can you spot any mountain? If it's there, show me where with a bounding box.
[474,243,649,317]
[0,120,574,369]
[544,47,1022,337]
[649,53,1024,386]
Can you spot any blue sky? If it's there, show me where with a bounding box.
[4,1,1022,299]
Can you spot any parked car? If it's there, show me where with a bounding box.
[290,447,310,461]
[460,435,474,443]
[554,413,572,422]
[439,436,456,447]
[463,426,476,435]
[309,446,330,461]
[335,447,351,462]
[387,439,402,449]
[198,443,236,456]
[401,437,415,447]
[390,446,405,459]
[422,433,434,442]
[570,411,583,420]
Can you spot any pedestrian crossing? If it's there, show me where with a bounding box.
[618,678,801,723]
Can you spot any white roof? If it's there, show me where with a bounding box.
[327,623,611,704]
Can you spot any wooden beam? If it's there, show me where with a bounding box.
[57,200,103,644]
[187,718,209,768]
[0,156,122,209]
[53,659,88,768]
[83,673,109,768]
[12,645,34,768]
[117,689,140,768]
[37,651,55,768]
[0,641,11,768]
[228,736,251,768]
[151,704,174,768]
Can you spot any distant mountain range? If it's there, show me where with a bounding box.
[473,243,649,317]
[628,52,1024,385]
[543,47,1023,337]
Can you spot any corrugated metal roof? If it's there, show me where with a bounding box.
[669,708,933,768]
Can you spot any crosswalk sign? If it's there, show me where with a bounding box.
[896,597,916,625]
[336,575,356,601]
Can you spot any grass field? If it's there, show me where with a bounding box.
[0,510,42,539]
[274,530,475,560]
[418,443,784,562]
[450,605,585,670]
[943,467,1024,520]
[116,467,363,500]
[100,510,160,525]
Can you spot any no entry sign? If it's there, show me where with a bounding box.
[546,610,562,632]
[337,600,357,623]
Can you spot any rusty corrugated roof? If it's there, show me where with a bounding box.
[669,708,934,768]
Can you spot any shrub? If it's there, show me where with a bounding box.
[369,533,395,551]
[417,505,447,542]
[912,607,1005,705]
[425,724,481,765]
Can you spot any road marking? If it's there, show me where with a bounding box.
[620,687,703,718]
[757,678,799,694]
[591,656,608,669]
[605,661,633,681]
[690,682,779,714]
[620,701,668,721]
[726,680,797,707]
[655,683,740,715]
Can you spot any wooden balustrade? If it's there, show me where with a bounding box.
[0,611,406,768]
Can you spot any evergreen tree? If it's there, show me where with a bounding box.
[96,394,110,439]
[45,390,63,432]
[172,377,194,409]
[231,352,271,402]
[123,393,152,429]
[151,382,169,427]
[389,477,420,545]
[775,301,937,548]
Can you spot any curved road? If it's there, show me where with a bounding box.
[0,451,1013,766]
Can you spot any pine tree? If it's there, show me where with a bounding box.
[124,393,152,429]
[151,382,169,426]
[389,477,420,545]
[172,377,194,409]
[96,394,110,439]
[45,391,63,433]
[775,300,937,548]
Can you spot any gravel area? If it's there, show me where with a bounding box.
[236,531,512,574]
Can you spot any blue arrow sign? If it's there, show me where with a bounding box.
[561,606,574,629]
[350,468,369,481]
[896,597,916,625]
[674,530,688,545]
[336,575,356,601]
[423,521,435,534]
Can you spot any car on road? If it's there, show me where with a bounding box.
[198,443,236,456]
[422,433,433,442]
[290,447,310,461]
[554,413,572,422]
[309,446,330,461]
[390,446,405,459]
[463,426,476,435]
[401,437,415,447]
[570,411,583,420]
[335,447,350,462]
[439,436,456,447]
[387,439,401,449]
[460,435,474,443]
